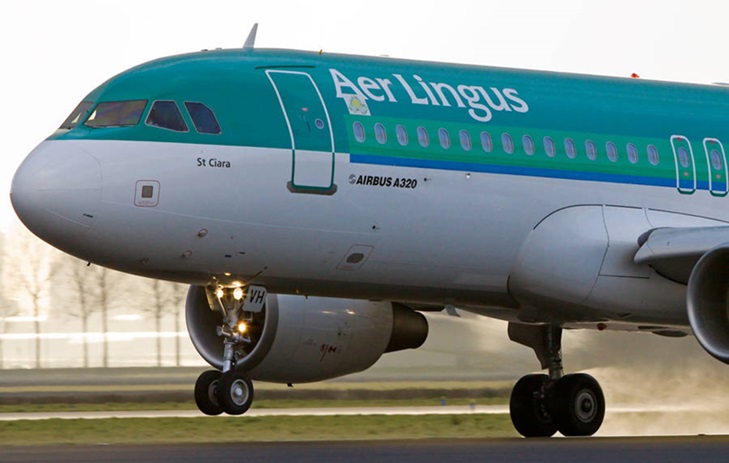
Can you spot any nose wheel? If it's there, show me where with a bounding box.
[194,370,223,416]
[195,369,255,416]
[217,369,254,415]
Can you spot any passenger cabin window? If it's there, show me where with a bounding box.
[585,140,597,160]
[146,101,188,132]
[606,141,618,162]
[710,148,724,170]
[438,128,451,149]
[481,132,493,152]
[523,135,535,155]
[647,144,660,165]
[502,133,514,154]
[565,138,576,159]
[60,101,94,129]
[396,125,408,146]
[544,136,556,157]
[459,130,472,151]
[184,102,222,134]
[375,123,387,144]
[353,121,365,142]
[417,126,429,147]
[85,100,147,128]
[627,143,639,164]
[678,146,691,168]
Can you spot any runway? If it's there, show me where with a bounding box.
[3,437,729,463]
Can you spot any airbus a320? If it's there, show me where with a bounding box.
[11,26,729,437]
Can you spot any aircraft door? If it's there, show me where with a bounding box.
[703,138,728,196]
[266,70,337,195]
[670,135,696,194]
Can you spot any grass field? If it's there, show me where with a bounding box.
[0,369,517,445]
[0,396,508,413]
[0,414,518,446]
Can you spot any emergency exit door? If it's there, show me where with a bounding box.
[670,135,696,194]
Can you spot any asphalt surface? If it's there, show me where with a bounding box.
[3,437,729,463]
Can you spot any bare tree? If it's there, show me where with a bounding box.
[95,266,115,368]
[147,279,166,367]
[0,300,19,369]
[167,282,186,366]
[54,255,100,367]
[143,279,187,366]
[4,225,57,368]
[0,231,19,368]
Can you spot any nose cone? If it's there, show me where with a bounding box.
[11,140,101,251]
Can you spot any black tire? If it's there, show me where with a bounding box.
[549,373,605,437]
[194,370,223,416]
[509,374,558,438]
[218,370,254,416]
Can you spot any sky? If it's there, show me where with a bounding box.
[2,0,729,231]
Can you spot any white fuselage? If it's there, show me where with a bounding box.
[12,137,727,328]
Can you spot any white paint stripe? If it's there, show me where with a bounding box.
[0,403,708,421]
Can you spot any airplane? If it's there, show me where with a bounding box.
[10,24,729,438]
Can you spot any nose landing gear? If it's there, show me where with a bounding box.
[194,285,265,416]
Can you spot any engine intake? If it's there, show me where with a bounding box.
[687,244,729,364]
[186,286,428,383]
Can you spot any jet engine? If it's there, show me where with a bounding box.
[687,244,729,364]
[185,286,428,383]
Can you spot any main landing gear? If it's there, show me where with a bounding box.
[193,285,265,416]
[507,323,605,437]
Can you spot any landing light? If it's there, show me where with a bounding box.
[216,288,225,299]
[233,287,244,301]
[237,322,248,334]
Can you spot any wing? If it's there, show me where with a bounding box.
[634,226,729,284]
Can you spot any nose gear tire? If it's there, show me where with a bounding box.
[217,370,254,415]
[194,370,223,416]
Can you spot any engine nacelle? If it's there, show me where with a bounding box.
[687,244,729,364]
[185,286,428,383]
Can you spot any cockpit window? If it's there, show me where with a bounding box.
[146,100,188,132]
[85,100,147,128]
[60,101,94,129]
[184,102,222,134]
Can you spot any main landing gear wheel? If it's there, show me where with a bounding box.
[549,373,605,437]
[509,374,558,438]
[217,370,254,415]
[194,370,223,416]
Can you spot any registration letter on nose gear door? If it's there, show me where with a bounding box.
[244,286,267,313]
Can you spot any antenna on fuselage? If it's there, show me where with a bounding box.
[243,23,259,49]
